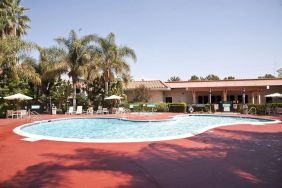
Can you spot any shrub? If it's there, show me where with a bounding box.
[155,103,168,112]
[190,104,213,113]
[168,103,186,113]
[247,103,282,115]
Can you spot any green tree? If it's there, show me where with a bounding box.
[190,75,200,80]
[97,32,137,95]
[168,76,181,82]
[0,0,30,38]
[20,47,67,100]
[0,37,40,86]
[132,84,151,103]
[224,76,235,80]
[205,74,220,80]
[50,79,72,112]
[258,74,276,79]
[55,30,98,109]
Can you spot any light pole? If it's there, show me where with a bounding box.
[209,88,212,112]
[242,88,246,105]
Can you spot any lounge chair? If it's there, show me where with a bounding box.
[66,107,74,115]
[96,106,103,114]
[103,108,109,114]
[85,107,94,115]
[117,107,125,114]
[76,106,83,115]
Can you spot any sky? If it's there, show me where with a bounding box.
[22,0,282,81]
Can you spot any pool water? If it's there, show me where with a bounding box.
[15,115,276,143]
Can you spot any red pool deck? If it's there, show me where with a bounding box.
[0,113,282,188]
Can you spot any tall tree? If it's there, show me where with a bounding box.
[97,32,137,95]
[224,76,235,80]
[0,0,30,38]
[258,74,276,79]
[21,47,67,98]
[190,75,200,80]
[55,30,98,109]
[205,74,220,80]
[0,37,40,85]
[168,76,181,82]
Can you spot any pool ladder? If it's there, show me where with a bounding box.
[26,111,41,122]
[248,107,257,115]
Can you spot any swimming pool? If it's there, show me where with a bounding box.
[14,115,279,143]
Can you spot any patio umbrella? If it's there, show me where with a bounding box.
[4,93,33,100]
[104,95,123,100]
[104,95,123,109]
[264,93,282,98]
[4,93,33,110]
[264,93,282,103]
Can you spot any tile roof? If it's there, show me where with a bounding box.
[124,80,170,90]
[165,78,282,88]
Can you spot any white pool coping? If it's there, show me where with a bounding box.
[13,115,281,143]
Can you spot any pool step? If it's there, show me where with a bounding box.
[21,137,42,142]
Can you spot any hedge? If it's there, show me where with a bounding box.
[125,103,169,112]
[168,103,187,113]
[247,103,282,115]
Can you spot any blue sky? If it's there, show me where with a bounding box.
[22,0,282,80]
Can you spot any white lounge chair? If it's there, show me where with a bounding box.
[85,107,94,115]
[66,107,74,115]
[76,106,83,115]
[117,107,125,114]
[103,108,109,114]
[96,106,103,114]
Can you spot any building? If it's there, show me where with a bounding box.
[277,68,282,78]
[124,78,282,105]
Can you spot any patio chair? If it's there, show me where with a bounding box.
[117,107,125,114]
[20,110,28,118]
[276,107,282,115]
[66,106,74,115]
[96,106,103,114]
[103,108,109,114]
[265,107,272,115]
[85,107,94,115]
[76,106,83,115]
[6,110,15,118]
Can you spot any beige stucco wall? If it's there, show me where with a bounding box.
[125,90,164,103]
[164,89,188,103]
[126,86,282,104]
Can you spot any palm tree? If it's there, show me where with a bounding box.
[21,47,67,96]
[0,0,30,38]
[55,30,98,109]
[97,32,137,95]
[0,36,40,85]
[168,76,181,82]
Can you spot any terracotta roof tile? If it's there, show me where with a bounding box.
[165,78,282,88]
[124,80,170,90]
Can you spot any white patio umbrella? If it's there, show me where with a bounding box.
[4,93,33,100]
[265,93,282,103]
[264,93,282,98]
[104,95,123,100]
[104,95,123,109]
[4,93,33,110]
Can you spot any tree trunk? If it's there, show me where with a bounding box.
[73,82,77,110]
[105,81,109,96]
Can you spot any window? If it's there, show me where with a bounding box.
[266,97,272,103]
[165,97,172,103]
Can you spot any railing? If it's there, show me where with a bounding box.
[248,107,257,115]
[26,111,41,122]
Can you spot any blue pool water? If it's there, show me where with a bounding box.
[16,115,275,142]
